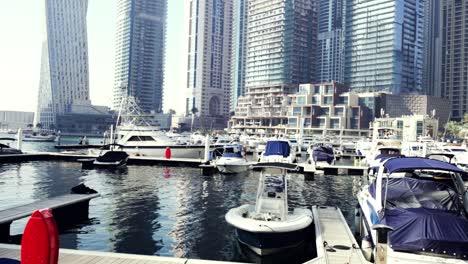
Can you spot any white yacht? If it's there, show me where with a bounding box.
[225,163,312,256]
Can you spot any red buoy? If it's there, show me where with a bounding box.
[165,147,171,159]
[21,209,59,264]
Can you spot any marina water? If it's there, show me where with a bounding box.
[0,139,364,263]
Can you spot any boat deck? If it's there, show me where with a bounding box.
[310,206,369,264]
[0,243,239,264]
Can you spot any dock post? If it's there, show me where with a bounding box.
[0,222,11,242]
[16,128,22,151]
[372,224,394,264]
[203,135,210,163]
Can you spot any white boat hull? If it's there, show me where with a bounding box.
[226,204,313,256]
[214,158,250,174]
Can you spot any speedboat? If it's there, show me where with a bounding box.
[440,146,468,171]
[356,157,468,262]
[225,163,313,256]
[0,138,22,155]
[21,132,57,142]
[80,144,129,169]
[213,145,250,174]
[259,140,297,163]
[307,143,335,165]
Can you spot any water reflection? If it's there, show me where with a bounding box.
[0,161,362,263]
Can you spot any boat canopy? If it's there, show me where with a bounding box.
[264,141,290,157]
[375,153,404,162]
[383,157,466,174]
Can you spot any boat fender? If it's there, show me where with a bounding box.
[165,147,171,159]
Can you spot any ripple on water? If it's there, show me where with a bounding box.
[0,161,364,263]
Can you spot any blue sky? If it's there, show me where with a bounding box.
[0,0,186,114]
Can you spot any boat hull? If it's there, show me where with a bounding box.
[214,158,249,174]
[92,145,217,159]
[235,227,309,256]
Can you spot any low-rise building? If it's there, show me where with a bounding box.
[0,111,35,131]
[286,83,370,136]
[372,115,439,142]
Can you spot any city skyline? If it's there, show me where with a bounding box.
[0,0,186,115]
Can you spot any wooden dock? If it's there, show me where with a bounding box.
[0,243,243,264]
[308,206,369,264]
[0,193,99,239]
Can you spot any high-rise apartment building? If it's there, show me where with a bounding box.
[317,0,344,83]
[230,0,247,111]
[422,0,442,97]
[245,0,317,90]
[441,0,468,120]
[344,0,424,94]
[35,0,90,129]
[113,0,167,113]
[185,0,233,128]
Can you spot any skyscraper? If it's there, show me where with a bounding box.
[344,0,424,94]
[113,0,167,113]
[185,0,233,128]
[422,0,442,97]
[245,0,317,90]
[441,0,468,120]
[35,0,90,129]
[230,0,247,111]
[317,0,345,83]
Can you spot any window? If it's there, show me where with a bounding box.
[416,121,423,136]
[127,136,155,141]
[297,96,306,105]
[397,120,403,129]
[293,107,301,116]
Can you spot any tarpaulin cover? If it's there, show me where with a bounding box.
[264,141,290,157]
[96,151,129,162]
[383,207,468,258]
[312,146,334,164]
[384,157,466,174]
[369,177,468,257]
[222,152,242,158]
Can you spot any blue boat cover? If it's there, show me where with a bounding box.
[264,141,290,157]
[369,177,468,258]
[383,208,468,258]
[312,146,334,164]
[384,157,466,174]
[375,154,404,162]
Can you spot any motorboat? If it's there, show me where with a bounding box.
[307,143,335,165]
[21,132,57,142]
[356,157,468,262]
[366,147,403,177]
[92,96,219,159]
[212,145,250,174]
[259,140,297,163]
[440,145,468,170]
[0,138,22,155]
[80,144,129,169]
[225,163,313,256]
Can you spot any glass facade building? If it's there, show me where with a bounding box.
[113,0,167,113]
[317,0,344,83]
[422,0,442,97]
[185,0,233,124]
[245,0,317,90]
[35,0,90,129]
[230,0,247,111]
[344,0,424,94]
[441,0,468,120]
